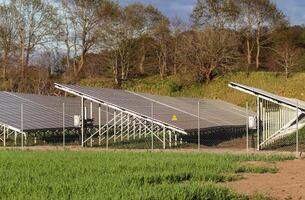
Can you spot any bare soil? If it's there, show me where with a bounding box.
[225,159,305,200]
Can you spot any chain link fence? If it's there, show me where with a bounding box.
[0,99,258,152]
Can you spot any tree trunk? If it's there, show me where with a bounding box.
[138,53,145,75]
[285,57,289,80]
[246,38,251,74]
[73,60,78,77]
[2,50,8,80]
[138,41,146,74]
[65,41,71,70]
[72,35,78,77]
[113,53,119,85]
[173,63,177,75]
[20,36,25,77]
[25,46,30,68]
[256,28,260,70]
[78,51,85,75]
[160,57,167,80]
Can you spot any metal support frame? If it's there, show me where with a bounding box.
[256,97,305,150]
[0,123,26,147]
[55,84,188,148]
[79,106,173,148]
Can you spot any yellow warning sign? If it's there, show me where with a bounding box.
[171,115,177,121]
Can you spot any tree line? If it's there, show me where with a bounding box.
[0,0,305,94]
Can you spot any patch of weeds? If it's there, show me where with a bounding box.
[235,166,278,174]
[252,192,274,200]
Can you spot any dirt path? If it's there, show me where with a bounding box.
[225,159,305,200]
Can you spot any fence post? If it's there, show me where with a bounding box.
[151,103,154,151]
[296,101,299,157]
[257,96,260,151]
[21,104,24,149]
[163,126,166,149]
[246,102,249,152]
[98,105,101,146]
[81,97,84,147]
[90,101,93,147]
[169,131,172,148]
[63,103,65,148]
[106,106,109,150]
[198,101,200,151]
[3,127,6,147]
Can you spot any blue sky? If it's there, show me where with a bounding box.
[119,0,305,25]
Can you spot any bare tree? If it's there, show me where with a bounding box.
[123,4,165,75]
[252,0,286,69]
[11,0,58,77]
[237,0,286,69]
[192,0,239,28]
[271,28,303,79]
[154,18,171,80]
[182,28,240,83]
[60,0,118,77]
[169,16,188,75]
[192,0,286,71]
[0,4,17,79]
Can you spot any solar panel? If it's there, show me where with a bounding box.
[55,84,251,132]
[229,82,305,112]
[0,92,79,131]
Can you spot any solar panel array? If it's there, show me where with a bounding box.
[56,84,251,132]
[0,92,79,131]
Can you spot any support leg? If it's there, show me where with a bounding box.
[81,97,84,147]
[98,105,101,146]
[14,131,17,146]
[3,127,6,147]
[163,126,166,149]
[127,114,130,141]
[106,106,109,149]
[114,111,117,143]
[169,131,172,148]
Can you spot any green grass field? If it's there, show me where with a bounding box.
[0,150,293,200]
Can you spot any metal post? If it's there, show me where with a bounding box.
[296,101,299,157]
[198,101,200,151]
[151,103,154,150]
[114,111,117,143]
[257,96,260,151]
[127,114,130,141]
[163,126,166,149]
[81,97,84,147]
[90,102,93,147]
[63,103,65,147]
[98,105,101,146]
[169,131,172,148]
[121,112,123,141]
[14,131,17,146]
[139,122,142,139]
[174,133,177,146]
[133,120,136,140]
[106,106,109,150]
[144,122,147,138]
[3,127,6,147]
[90,102,93,119]
[21,104,24,149]
[246,102,249,152]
